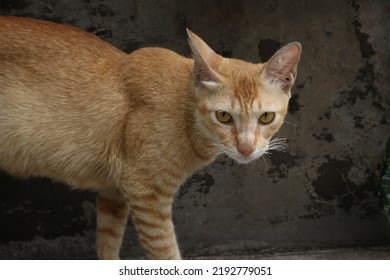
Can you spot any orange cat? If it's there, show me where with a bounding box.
[0,16,301,259]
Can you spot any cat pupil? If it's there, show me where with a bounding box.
[259,112,275,124]
[216,111,233,124]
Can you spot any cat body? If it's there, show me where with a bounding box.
[0,16,301,259]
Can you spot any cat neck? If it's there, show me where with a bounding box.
[185,107,217,164]
[119,48,218,172]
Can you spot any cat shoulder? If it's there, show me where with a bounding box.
[129,47,185,61]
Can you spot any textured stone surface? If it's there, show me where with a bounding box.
[0,0,389,259]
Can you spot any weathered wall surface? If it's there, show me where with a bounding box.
[0,0,389,259]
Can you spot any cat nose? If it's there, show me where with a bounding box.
[237,143,255,158]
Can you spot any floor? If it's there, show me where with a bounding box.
[192,246,390,260]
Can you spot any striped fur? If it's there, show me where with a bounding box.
[0,17,301,259]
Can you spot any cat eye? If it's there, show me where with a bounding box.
[259,112,275,124]
[215,111,233,124]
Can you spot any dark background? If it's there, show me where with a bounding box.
[0,0,389,259]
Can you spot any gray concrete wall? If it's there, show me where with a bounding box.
[0,0,389,259]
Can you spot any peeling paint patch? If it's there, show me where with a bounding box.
[313,159,352,200]
[312,128,335,143]
[307,156,379,217]
[289,76,311,115]
[177,171,215,206]
[288,93,301,115]
[353,115,365,128]
[299,202,336,220]
[333,63,380,109]
[324,62,383,127]
[266,153,298,183]
[320,1,383,124]
[349,0,375,59]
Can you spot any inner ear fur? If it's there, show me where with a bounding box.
[263,42,302,92]
[187,29,224,86]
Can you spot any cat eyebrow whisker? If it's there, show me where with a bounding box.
[283,121,297,127]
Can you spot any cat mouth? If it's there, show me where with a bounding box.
[225,149,263,164]
[225,138,287,164]
[235,156,257,164]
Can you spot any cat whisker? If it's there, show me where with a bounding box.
[283,121,297,127]
[267,137,288,153]
[207,142,226,156]
[260,155,269,167]
[263,152,271,159]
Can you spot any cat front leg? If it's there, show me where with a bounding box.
[127,186,181,260]
[96,188,130,260]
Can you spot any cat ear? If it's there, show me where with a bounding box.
[263,42,302,93]
[186,29,223,87]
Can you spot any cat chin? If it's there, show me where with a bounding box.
[234,157,256,164]
[226,152,260,164]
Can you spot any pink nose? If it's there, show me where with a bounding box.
[237,144,255,158]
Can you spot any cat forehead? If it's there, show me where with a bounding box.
[227,60,267,91]
[233,88,288,112]
[202,60,288,113]
[209,85,288,114]
[228,63,289,112]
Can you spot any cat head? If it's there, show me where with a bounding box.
[187,29,301,164]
